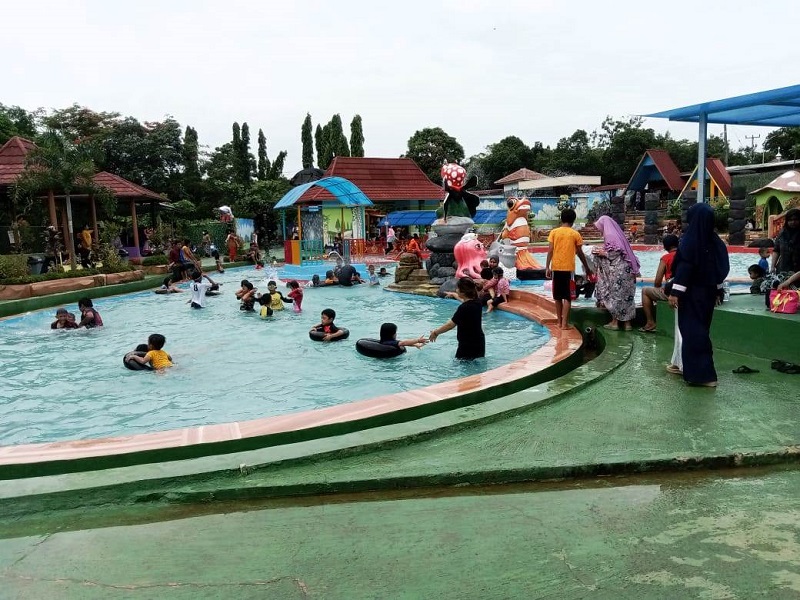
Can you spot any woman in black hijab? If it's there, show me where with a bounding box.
[771,208,800,274]
[667,203,730,387]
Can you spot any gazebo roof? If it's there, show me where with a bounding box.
[92,171,165,201]
[494,168,546,185]
[0,136,165,201]
[0,136,38,185]
[627,149,685,192]
[296,157,444,203]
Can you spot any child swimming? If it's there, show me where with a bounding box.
[77,298,103,328]
[379,322,426,351]
[310,308,347,342]
[51,307,78,329]
[127,333,173,370]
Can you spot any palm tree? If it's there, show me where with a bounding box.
[15,131,109,269]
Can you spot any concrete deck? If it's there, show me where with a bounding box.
[0,290,798,598]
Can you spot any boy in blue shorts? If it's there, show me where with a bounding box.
[545,208,593,330]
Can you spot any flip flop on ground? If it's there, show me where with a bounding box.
[732,365,760,374]
[666,364,682,375]
[639,326,657,333]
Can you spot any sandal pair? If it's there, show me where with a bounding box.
[771,359,800,374]
[732,365,759,374]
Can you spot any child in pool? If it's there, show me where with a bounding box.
[378,267,389,277]
[128,333,173,370]
[235,280,259,312]
[306,274,322,288]
[310,308,346,342]
[51,307,78,329]
[286,280,303,312]
[366,264,380,286]
[379,322,426,351]
[323,270,338,285]
[258,280,291,312]
[77,298,103,328]
[485,267,510,313]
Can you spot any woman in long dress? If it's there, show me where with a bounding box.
[592,216,641,330]
[667,203,730,387]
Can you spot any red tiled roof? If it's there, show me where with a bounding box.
[592,183,627,192]
[0,136,37,185]
[297,157,445,203]
[93,172,165,201]
[705,158,732,197]
[0,136,164,201]
[494,168,546,185]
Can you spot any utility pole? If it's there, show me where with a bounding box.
[723,124,729,166]
[745,133,761,163]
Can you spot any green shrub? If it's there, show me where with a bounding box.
[0,254,29,280]
[586,200,611,224]
[714,206,730,233]
[96,243,132,275]
[0,268,101,286]
[142,254,169,266]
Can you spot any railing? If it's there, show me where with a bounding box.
[301,240,324,265]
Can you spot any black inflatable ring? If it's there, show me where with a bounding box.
[309,327,350,342]
[123,350,153,371]
[355,338,405,358]
[515,268,548,281]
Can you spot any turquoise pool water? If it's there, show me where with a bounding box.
[0,267,549,446]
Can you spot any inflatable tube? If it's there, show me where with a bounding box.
[123,350,153,371]
[309,327,350,342]
[355,338,405,359]
[515,268,548,281]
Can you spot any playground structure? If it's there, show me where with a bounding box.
[275,176,373,265]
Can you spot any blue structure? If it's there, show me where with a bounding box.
[275,176,373,265]
[645,84,800,201]
[378,210,507,227]
[274,176,373,210]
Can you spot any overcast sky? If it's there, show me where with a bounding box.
[4,0,799,176]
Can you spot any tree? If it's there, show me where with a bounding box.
[183,126,200,180]
[314,124,325,169]
[764,127,800,161]
[41,104,121,144]
[350,115,365,157]
[233,179,292,247]
[0,104,38,145]
[318,122,335,169]
[270,151,287,180]
[239,122,253,186]
[14,131,111,268]
[328,114,350,159]
[301,114,314,168]
[545,129,602,177]
[257,128,269,180]
[480,136,536,185]
[404,127,465,183]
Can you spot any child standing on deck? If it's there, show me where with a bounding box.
[545,209,592,330]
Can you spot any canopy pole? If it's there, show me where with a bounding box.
[131,199,140,250]
[47,189,57,228]
[696,113,708,203]
[296,206,302,239]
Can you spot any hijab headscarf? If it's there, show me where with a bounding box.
[678,203,730,285]
[594,215,641,275]
[775,208,800,272]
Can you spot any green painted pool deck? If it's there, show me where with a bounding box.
[1,292,799,597]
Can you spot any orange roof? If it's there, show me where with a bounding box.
[93,172,165,201]
[494,168,546,185]
[297,157,445,203]
[0,136,37,185]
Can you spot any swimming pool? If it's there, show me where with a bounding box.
[0,268,549,446]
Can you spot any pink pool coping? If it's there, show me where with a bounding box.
[0,291,582,468]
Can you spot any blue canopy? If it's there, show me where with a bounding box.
[646,84,800,127]
[274,176,373,209]
[378,210,507,227]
